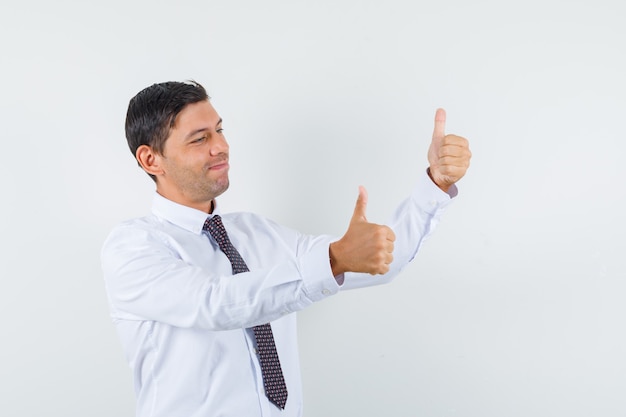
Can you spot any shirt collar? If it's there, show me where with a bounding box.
[151,192,222,235]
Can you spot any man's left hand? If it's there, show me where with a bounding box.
[427,108,472,193]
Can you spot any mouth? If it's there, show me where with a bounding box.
[208,159,229,171]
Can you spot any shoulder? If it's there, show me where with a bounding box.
[105,214,162,238]
[218,212,307,252]
[101,214,169,254]
[220,211,289,233]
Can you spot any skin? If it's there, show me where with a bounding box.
[136,100,229,213]
[329,108,471,276]
[136,100,472,277]
[427,108,472,194]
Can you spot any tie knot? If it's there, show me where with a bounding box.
[203,215,249,274]
[203,215,226,242]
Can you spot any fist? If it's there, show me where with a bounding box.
[427,108,471,192]
[330,186,396,276]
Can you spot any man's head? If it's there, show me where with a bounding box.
[125,80,209,181]
[125,81,230,213]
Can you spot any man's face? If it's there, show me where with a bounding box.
[156,100,230,211]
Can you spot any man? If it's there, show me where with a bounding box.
[101,80,471,417]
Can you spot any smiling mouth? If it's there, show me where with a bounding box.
[208,160,229,170]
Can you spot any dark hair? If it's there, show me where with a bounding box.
[125,80,209,181]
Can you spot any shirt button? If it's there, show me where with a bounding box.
[322,289,331,296]
[253,348,258,354]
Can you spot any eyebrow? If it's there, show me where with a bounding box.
[184,118,223,140]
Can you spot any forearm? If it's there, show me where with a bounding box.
[102,227,340,330]
[339,170,455,290]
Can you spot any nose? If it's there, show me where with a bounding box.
[209,132,229,156]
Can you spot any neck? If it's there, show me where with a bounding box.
[155,188,215,213]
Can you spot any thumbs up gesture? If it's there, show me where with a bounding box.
[427,109,472,192]
[329,186,396,276]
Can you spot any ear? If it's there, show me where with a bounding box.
[136,145,164,178]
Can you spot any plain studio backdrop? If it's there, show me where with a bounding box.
[1,1,624,416]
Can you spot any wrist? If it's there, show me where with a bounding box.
[329,241,344,277]
[427,167,451,193]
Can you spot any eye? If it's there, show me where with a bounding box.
[192,136,206,143]
[217,128,224,134]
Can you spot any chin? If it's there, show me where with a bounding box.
[212,181,230,198]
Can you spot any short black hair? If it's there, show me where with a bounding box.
[125,80,209,181]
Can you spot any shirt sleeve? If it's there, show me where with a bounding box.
[101,220,340,331]
[339,169,456,290]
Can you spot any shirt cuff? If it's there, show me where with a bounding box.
[334,274,345,286]
[413,168,457,214]
[296,236,341,302]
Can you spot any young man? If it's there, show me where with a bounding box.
[101,80,471,417]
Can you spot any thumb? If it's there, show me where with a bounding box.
[432,108,447,141]
[351,185,368,224]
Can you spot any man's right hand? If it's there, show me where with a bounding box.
[329,186,396,276]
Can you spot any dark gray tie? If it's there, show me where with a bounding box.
[204,215,288,410]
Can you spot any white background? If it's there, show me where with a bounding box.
[1,1,625,416]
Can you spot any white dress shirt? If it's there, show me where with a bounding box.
[100,170,456,417]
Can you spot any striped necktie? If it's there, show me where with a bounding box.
[204,215,288,410]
